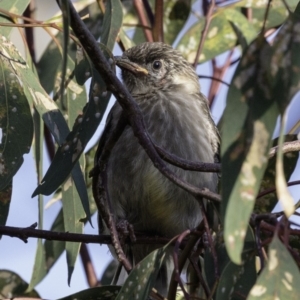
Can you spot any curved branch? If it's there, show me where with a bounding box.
[155,143,221,172]
[256,180,300,199]
[193,0,216,68]
[269,140,300,158]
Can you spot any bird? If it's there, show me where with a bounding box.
[94,42,219,296]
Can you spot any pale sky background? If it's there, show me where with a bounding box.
[0,1,299,299]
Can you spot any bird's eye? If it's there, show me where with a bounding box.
[152,60,162,70]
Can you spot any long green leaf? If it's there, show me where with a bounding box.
[0,45,33,190]
[0,35,69,149]
[221,37,278,264]
[37,2,105,93]
[60,59,87,284]
[116,245,168,300]
[270,1,300,113]
[28,209,65,290]
[33,58,111,199]
[59,0,70,104]
[27,109,44,292]
[0,181,12,231]
[101,0,123,50]
[62,176,85,285]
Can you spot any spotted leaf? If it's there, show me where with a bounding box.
[248,235,300,300]
[58,286,121,300]
[0,48,33,190]
[115,245,168,300]
[221,37,278,264]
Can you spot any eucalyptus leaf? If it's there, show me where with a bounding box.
[0,269,40,298]
[28,209,65,289]
[27,110,45,292]
[101,0,123,50]
[221,37,278,264]
[58,285,121,300]
[33,61,111,198]
[270,1,300,113]
[248,235,300,300]
[37,2,104,93]
[63,175,84,285]
[116,245,169,300]
[0,44,33,190]
[0,181,12,231]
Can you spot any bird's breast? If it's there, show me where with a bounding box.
[107,91,218,236]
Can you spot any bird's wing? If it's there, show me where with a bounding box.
[93,106,115,168]
[91,102,124,232]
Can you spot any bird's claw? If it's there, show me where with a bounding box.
[116,219,136,244]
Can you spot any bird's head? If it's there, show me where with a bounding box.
[114,42,200,96]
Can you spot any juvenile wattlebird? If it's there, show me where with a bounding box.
[94,42,219,296]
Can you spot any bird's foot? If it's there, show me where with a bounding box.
[116,219,136,244]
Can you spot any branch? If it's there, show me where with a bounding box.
[193,0,216,68]
[256,180,300,199]
[0,224,170,245]
[198,74,230,86]
[168,223,205,300]
[155,143,221,173]
[0,223,110,244]
[93,113,133,272]
[208,50,234,106]
[80,244,99,287]
[133,0,153,42]
[269,140,300,158]
[152,0,164,42]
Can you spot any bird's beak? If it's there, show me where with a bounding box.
[114,56,148,75]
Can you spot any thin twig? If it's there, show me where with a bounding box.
[0,224,170,245]
[193,0,216,68]
[172,230,191,300]
[269,140,300,158]
[189,256,210,298]
[208,50,234,106]
[0,223,110,243]
[92,112,132,272]
[254,222,265,270]
[133,0,153,42]
[198,74,230,86]
[256,180,300,199]
[261,0,272,34]
[80,243,99,287]
[168,222,204,300]
[155,144,221,173]
[142,0,154,26]
[122,22,152,29]
[199,200,219,279]
[152,0,164,42]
